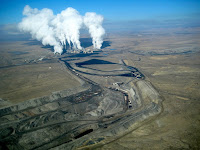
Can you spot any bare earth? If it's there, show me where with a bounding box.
[0,26,200,149]
[97,27,200,149]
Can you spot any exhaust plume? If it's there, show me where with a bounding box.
[18,5,105,54]
[84,13,105,49]
[19,5,63,53]
[52,7,83,50]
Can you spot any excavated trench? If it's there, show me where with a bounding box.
[74,129,94,139]
[0,57,163,150]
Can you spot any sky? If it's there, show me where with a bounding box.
[0,0,200,25]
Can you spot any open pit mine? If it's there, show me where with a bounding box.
[0,54,163,149]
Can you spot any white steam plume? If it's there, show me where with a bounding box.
[18,5,105,54]
[52,7,83,50]
[18,5,63,54]
[84,13,105,49]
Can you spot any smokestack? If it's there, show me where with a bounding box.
[18,5,105,54]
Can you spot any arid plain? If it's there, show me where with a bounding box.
[0,26,200,149]
[97,27,200,149]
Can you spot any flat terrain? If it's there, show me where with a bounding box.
[0,41,82,105]
[0,26,200,149]
[97,27,200,149]
[97,52,200,150]
[0,62,82,103]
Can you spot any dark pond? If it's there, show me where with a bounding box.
[76,59,116,66]
[67,52,99,58]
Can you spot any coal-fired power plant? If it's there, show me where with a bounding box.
[18,5,105,54]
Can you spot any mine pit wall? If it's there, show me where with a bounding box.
[35,81,163,150]
[57,81,163,150]
[136,80,161,104]
[78,80,163,149]
[17,122,99,150]
[127,79,161,109]
[0,83,90,119]
[73,103,162,150]
[108,103,160,134]
[129,87,142,109]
